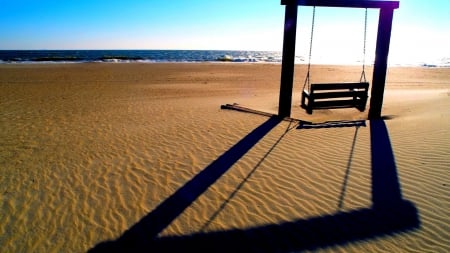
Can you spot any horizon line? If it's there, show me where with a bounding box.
[0,48,283,52]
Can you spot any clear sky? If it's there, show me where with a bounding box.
[0,0,449,63]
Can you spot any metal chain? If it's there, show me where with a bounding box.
[303,6,316,92]
[360,8,368,83]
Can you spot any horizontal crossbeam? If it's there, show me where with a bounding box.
[281,0,399,9]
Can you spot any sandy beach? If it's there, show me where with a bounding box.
[0,63,449,252]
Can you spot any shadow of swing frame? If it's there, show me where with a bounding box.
[89,117,419,253]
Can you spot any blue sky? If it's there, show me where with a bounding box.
[0,0,449,63]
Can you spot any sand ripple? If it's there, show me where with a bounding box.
[0,64,448,252]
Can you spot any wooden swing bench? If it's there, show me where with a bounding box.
[301,82,369,114]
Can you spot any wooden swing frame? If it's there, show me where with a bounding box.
[278,0,399,119]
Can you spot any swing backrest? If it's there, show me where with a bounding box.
[311,82,369,92]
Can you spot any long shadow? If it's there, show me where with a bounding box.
[199,120,298,232]
[370,119,403,207]
[89,119,420,253]
[338,125,361,210]
[88,116,282,253]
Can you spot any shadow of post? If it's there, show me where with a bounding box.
[200,120,298,232]
[88,116,282,253]
[370,119,402,207]
[89,119,420,253]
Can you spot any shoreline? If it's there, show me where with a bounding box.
[1,61,450,69]
[1,49,449,67]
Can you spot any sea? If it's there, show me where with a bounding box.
[0,50,448,67]
[0,50,282,64]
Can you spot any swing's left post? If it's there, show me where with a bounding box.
[278,2,298,117]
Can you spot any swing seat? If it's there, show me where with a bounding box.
[301,82,369,114]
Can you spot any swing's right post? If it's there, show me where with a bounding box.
[369,7,395,119]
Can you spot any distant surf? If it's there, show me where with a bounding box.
[0,50,282,64]
[0,50,448,67]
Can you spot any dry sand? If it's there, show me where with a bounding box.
[0,63,449,252]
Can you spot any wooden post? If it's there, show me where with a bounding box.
[278,4,298,117]
[369,7,395,119]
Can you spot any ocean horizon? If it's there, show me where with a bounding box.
[0,50,448,67]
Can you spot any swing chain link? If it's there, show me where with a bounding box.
[303,7,367,89]
[360,8,368,83]
[303,6,316,92]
